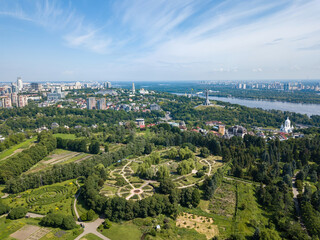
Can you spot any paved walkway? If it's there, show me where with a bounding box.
[73,180,110,240]
[74,217,109,240]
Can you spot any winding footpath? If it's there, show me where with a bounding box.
[73,180,110,240]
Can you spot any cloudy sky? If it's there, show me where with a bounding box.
[0,0,320,82]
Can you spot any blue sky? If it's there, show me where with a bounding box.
[0,0,320,82]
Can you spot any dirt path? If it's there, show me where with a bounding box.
[43,152,78,164]
[74,180,81,221]
[121,161,135,190]
[201,159,212,175]
[74,155,93,163]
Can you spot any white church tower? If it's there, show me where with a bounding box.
[280,117,294,133]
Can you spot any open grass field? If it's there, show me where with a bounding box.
[209,180,236,217]
[53,133,78,139]
[101,221,142,240]
[108,143,124,153]
[80,233,102,240]
[0,137,37,162]
[1,180,77,216]
[195,104,223,110]
[233,182,270,237]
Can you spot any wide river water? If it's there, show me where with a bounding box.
[207,96,320,116]
[174,93,320,116]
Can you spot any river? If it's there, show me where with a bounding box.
[174,93,320,116]
[207,96,320,116]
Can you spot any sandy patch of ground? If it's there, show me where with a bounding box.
[176,212,219,239]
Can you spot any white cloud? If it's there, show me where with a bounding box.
[1,0,320,80]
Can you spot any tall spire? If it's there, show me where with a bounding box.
[204,89,210,105]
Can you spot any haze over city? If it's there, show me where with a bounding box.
[1,0,320,82]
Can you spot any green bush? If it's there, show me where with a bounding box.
[0,203,10,215]
[40,213,77,230]
[7,207,27,219]
[103,219,112,229]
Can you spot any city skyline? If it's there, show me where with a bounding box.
[1,0,320,82]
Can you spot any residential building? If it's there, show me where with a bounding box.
[218,125,225,136]
[150,104,161,111]
[18,95,28,107]
[0,97,12,108]
[227,125,247,138]
[11,93,18,105]
[87,97,96,109]
[31,82,42,91]
[17,77,23,91]
[136,118,145,127]
[97,98,106,110]
[104,82,112,88]
[132,83,135,94]
[47,87,66,101]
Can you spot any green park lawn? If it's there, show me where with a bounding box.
[0,137,37,161]
[101,221,142,240]
[80,233,103,240]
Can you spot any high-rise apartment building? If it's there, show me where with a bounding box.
[87,97,96,109]
[97,98,106,110]
[31,83,42,91]
[132,83,135,94]
[17,77,23,91]
[0,97,12,108]
[11,93,18,105]
[18,95,28,107]
[104,82,112,89]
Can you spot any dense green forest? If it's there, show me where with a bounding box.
[1,92,320,239]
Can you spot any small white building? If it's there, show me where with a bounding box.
[136,118,145,127]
